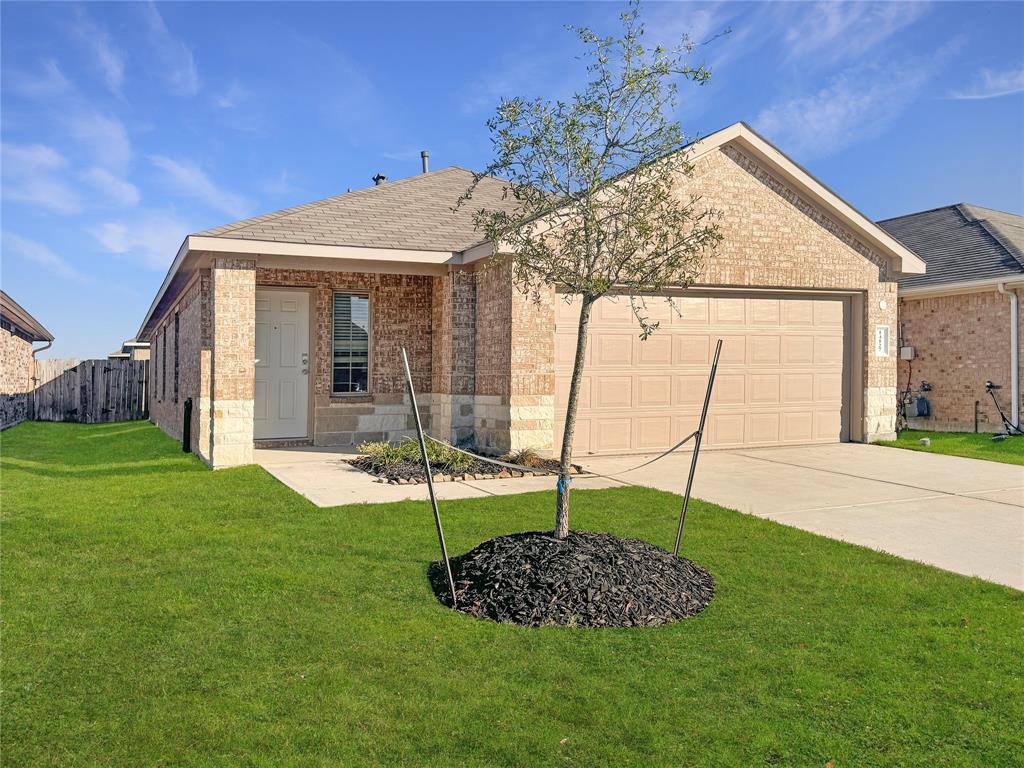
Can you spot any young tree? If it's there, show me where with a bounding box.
[465,2,723,539]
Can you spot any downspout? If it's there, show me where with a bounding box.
[29,339,52,419]
[997,282,1020,428]
[30,340,53,389]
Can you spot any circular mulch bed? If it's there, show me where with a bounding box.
[428,531,715,628]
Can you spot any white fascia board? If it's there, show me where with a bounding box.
[136,236,461,339]
[188,236,455,265]
[899,277,1024,299]
[136,236,192,341]
[688,123,927,276]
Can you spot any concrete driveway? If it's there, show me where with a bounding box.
[584,444,1023,590]
[256,443,1023,590]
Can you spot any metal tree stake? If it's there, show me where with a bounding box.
[673,338,723,556]
[401,347,457,607]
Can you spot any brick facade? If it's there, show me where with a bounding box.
[898,288,1023,432]
[144,143,904,467]
[0,325,34,430]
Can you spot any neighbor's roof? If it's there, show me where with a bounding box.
[0,290,53,343]
[196,167,517,253]
[878,204,1024,290]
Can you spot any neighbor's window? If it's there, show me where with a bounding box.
[332,293,370,393]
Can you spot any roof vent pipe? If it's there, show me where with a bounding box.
[421,150,429,174]
[372,173,387,186]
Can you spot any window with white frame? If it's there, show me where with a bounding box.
[332,293,370,393]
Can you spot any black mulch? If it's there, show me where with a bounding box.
[428,531,715,628]
[348,456,581,483]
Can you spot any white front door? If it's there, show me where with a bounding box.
[254,289,310,440]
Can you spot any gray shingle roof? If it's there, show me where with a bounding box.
[878,204,1024,289]
[196,167,515,253]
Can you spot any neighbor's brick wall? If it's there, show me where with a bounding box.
[898,289,1022,432]
[0,324,34,429]
[257,267,433,446]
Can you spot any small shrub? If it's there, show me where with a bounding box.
[502,446,541,468]
[357,438,473,474]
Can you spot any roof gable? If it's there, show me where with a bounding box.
[0,290,53,343]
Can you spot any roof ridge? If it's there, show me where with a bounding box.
[197,166,476,237]
[969,213,1024,272]
[876,203,962,224]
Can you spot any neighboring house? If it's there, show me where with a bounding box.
[137,122,925,468]
[879,204,1023,432]
[0,291,53,430]
[108,338,151,361]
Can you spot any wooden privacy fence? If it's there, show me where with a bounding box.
[31,358,149,423]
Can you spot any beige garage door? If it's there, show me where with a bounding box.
[555,293,850,454]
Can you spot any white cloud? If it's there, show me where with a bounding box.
[141,1,200,96]
[149,155,251,218]
[785,2,930,64]
[948,67,1024,100]
[72,9,125,92]
[5,59,71,97]
[82,167,140,208]
[214,79,249,109]
[754,51,949,160]
[90,210,191,270]
[0,143,81,214]
[2,233,89,283]
[65,112,132,173]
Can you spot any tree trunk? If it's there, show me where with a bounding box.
[554,295,594,539]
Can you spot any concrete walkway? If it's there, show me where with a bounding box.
[255,443,1023,590]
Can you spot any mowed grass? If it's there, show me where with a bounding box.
[2,422,1022,767]
[878,429,1024,466]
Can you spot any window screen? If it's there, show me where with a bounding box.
[333,293,369,393]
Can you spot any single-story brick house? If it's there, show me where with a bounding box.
[879,204,1023,432]
[137,122,925,468]
[1,290,53,430]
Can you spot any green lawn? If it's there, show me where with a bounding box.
[2,422,1021,767]
[878,429,1024,466]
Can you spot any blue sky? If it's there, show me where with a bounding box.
[2,1,1022,358]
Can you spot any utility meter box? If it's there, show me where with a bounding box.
[900,346,915,361]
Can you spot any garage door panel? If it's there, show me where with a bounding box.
[781,411,815,442]
[712,374,745,406]
[749,335,782,365]
[783,299,815,325]
[636,334,672,366]
[593,376,631,409]
[673,296,709,324]
[594,418,631,452]
[814,335,844,365]
[750,298,781,325]
[595,334,633,367]
[748,412,781,444]
[636,375,672,408]
[556,293,849,454]
[813,299,845,326]
[783,373,815,403]
[709,413,745,446]
[719,335,747,365]
[673,334,710,365]
[750,374,781,404]
[713,297,746,324]
[674,375,708,406]
[635,416,672,450]
[782,335,814,364]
